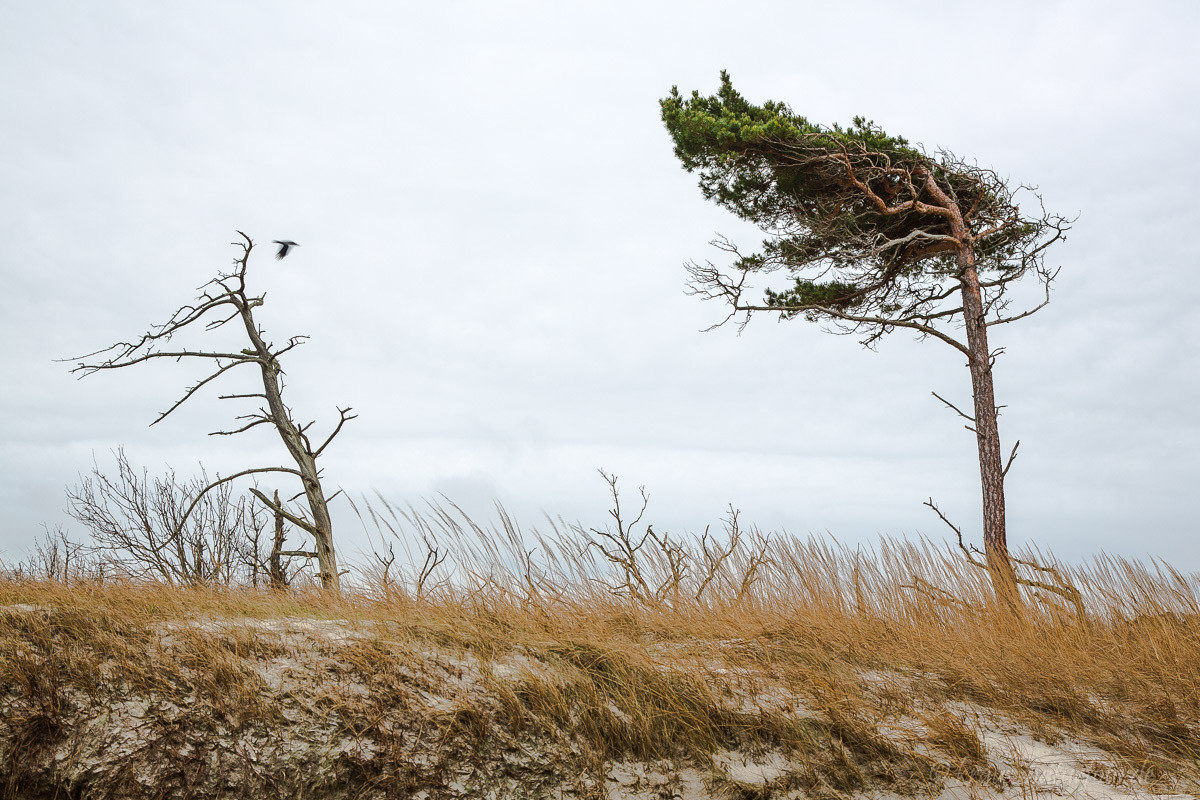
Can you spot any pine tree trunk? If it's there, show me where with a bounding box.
[957,245,1022,613]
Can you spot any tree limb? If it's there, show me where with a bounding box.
[931,391,975,423]
[209,415,273,437]
[1002,440,1020,478]
[248,488,321,536]
[173,466,303,544]
[313,407,358,457]
[151,358,258,426]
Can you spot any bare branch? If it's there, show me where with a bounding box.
[415,535,449,600]
[71,349,257,376]
[313,407,358,457]
[931,391,975,423]
[901,576,972,611]
[209,415,273,437]
[151,359,258,426]
[204,308,242,331]
[1002,440,1020,479]
[988,267,1061,327]
[174,467,303,541]
[1009,552,1088,626]
[811,305,972,357]
[873,228,960,253]
[247,487,321,536]
[924,497,987,570]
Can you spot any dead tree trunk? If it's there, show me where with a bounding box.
[268,489,289,590]
[233,282,341,590]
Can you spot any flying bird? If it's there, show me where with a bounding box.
[273,240,299,259]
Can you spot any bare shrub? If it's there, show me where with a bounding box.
[0,527,102,584]
[66,449,266,586]
[352,471,773,610]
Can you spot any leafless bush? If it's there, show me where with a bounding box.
[30,527,87,584]
[350,471,772,609]
[583,470,773,607]
[585,470,664,603]
[65,450,268,586]
[0,527,105,584]
[351,494,452,600]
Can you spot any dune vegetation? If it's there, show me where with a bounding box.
[2,495,1198,799]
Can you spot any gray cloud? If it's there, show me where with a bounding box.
[2,1,1197,570]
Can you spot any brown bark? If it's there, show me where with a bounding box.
[956,244,1021,613]
[916,171,1023,614]
[237,304,341,592]
[268,489,289,591]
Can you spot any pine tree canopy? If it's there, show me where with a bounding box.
[661,72,1062,336]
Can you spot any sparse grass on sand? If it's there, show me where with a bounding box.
[1,503,1198,799]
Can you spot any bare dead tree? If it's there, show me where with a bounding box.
[691,506,771,603]
[66,232,354,591]
[413,533,449,601]
[245,489,293,590]
[653,532,689,605]
[248,509,264,588]
[587,470,660,603]
[730,532,773,604]
[241,494,270,586]
[585,471,771,607]
[368,535,399,597]
[694,516,737,603]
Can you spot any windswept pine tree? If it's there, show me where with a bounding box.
[661,72,1071,611]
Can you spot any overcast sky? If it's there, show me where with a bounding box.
[2,1,1197,572]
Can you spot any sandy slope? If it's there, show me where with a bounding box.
[2,606,1196,799]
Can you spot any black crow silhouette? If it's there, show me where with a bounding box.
[273,240,299,259]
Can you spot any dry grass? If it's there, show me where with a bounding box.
[1,500,1199,798]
